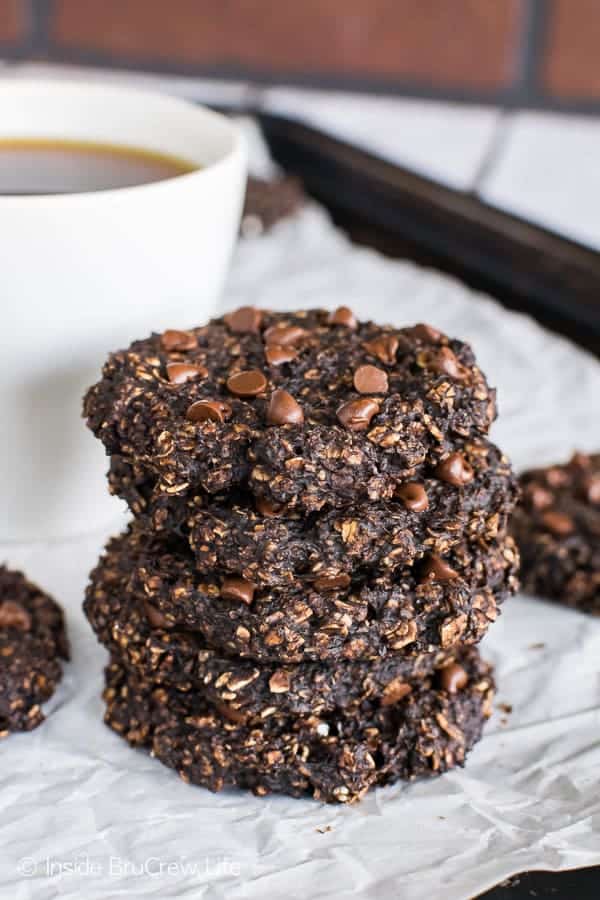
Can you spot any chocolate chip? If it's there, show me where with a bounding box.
[255,497,286,517]
[263,324,307,346]
[226,369,268,397]
[396,482,429,512]
[420,555,459,583]
[0,600,32,631]
[408,323,443,344]
[438,663,468,693]
[328,306,357,329]
[186,400,232,423]
[526,485,554,511]
[420,347,469,381]
[265,345,298,366]
[142,599,170,629]
[268,670,292,693]
[160,329,197,351]
[582,476,600,505]
[540,510,575,536]
[220,577,256,605]
[337,398,380,431]
[266,390,304,425]
[363,335,399,366]
[381,678,412,706]
[353,364,389,394]
[314,574,351,591]
[166,362,208,384]
[435,453,474,486]
[224,306,262,334]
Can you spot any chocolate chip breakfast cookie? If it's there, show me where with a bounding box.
[87,525,518,665]
[83,309,497,517]
[103,646,494,803]
[512,451,600,612]
[0,566,69,735]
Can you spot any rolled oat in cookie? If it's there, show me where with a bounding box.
[0,566,69,736]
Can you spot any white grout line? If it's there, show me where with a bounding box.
[471,110,516,195]
[255,85,502,191]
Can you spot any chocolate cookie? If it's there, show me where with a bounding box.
[0,566,69,736]
[84,536,467,718]
[512,451,600,613]
[240,175,305,237]
[83,309,497,517]
[103,648,494,803]
[187,439,517,587]
[107,438,517,588]
[93,526,518,664]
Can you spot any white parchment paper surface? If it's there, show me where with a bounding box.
[2,127,600,900]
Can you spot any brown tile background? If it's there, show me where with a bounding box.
[0,0,26,44]
[1,0,600,111]
[543,0,600,98]
[50,0,522,90]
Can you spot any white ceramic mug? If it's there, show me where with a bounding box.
[0,79,246,541]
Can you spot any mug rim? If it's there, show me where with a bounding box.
[0,78,245,204]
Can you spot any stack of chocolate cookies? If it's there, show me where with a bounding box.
[83,307,519,803]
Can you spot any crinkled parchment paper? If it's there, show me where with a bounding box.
[2,125,600,900]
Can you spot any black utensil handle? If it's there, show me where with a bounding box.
[257,112,600,349]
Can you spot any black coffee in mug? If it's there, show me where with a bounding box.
[0,138,197,195]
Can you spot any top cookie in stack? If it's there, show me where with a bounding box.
[85,308,498,516]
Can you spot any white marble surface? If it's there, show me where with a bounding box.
[260,87,501,189]
[481,111,600,249]
[259,86,600,249]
